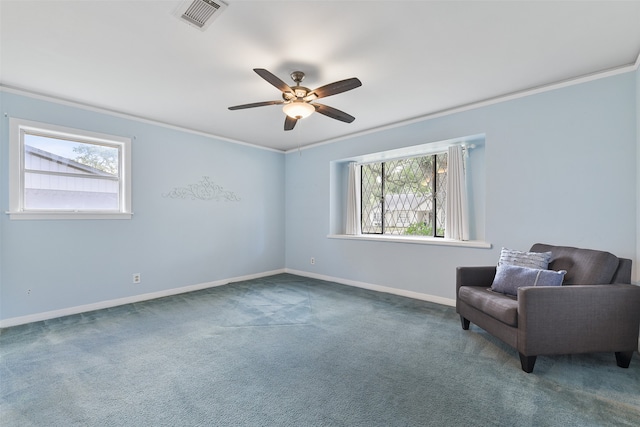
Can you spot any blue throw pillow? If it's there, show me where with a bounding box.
[491,264,566,297]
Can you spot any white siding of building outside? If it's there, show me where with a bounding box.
[24,147,119,210]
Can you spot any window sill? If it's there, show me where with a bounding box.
[7,211,133,220]
[327,234,492,249]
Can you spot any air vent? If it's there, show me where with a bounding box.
[174,0,228,31]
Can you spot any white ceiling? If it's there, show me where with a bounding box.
[1,1,639,152]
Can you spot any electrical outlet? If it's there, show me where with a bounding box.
[27,289,31,296]
[132,273,141,284]
[310,257,315,265]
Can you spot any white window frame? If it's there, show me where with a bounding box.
[8,118,132,220]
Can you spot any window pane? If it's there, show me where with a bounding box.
[360,153,448,237]
[25,134,119,176]
[434,153,447,237]
[24,172,119,210]
[385,157,432,235]
[23,133,120,211]
[361,163,382,233]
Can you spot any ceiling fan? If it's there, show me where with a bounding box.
[228,68,362,131]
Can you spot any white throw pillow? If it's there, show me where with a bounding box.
[498,247,552,270]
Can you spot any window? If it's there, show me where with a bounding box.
[9,119,132,220]
[360,153,447,237]
[330,135,487,247]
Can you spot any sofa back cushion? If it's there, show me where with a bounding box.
[530,243,619,285]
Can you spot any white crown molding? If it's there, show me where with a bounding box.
[286,61,640,154]
[0,84,283,154]
[3,52,638,156]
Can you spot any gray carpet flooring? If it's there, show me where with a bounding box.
[1,273,639,426]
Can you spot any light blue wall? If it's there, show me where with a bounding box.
[285,72,638,298]
[1,68,637,323]
[0,91,286,321]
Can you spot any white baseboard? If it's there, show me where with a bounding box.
[285,268,456,307]
[0,269,285,329]
[285,270,640,353]
[3,269,636,353]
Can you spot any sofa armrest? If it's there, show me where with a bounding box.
[456,266,496,315]
[456,266,496,290]
[517,284,640,356]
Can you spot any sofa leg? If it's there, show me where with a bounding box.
[519,353,536,373]
[615,351,633,368]
[460,316,470,330]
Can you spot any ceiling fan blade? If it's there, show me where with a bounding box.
[284,115,297,131]
[228,100,283,110]
[313,103,355,123]
[309,78,362,100]
[254,68,293,94]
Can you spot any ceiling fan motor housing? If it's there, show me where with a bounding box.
[281,72,313,101]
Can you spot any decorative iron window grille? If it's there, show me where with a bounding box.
[361,153,447,237]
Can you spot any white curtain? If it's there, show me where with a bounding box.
[445,145,469,241]
[345,162,361,235]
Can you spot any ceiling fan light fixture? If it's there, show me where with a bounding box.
[283,101,315,119]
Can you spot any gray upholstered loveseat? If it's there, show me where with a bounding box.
[456,243,640,373]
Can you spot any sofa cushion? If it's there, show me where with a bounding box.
[530,244,619,284]
[498,247,552,270]
[458,286,519,327]
[491,264,566,297]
